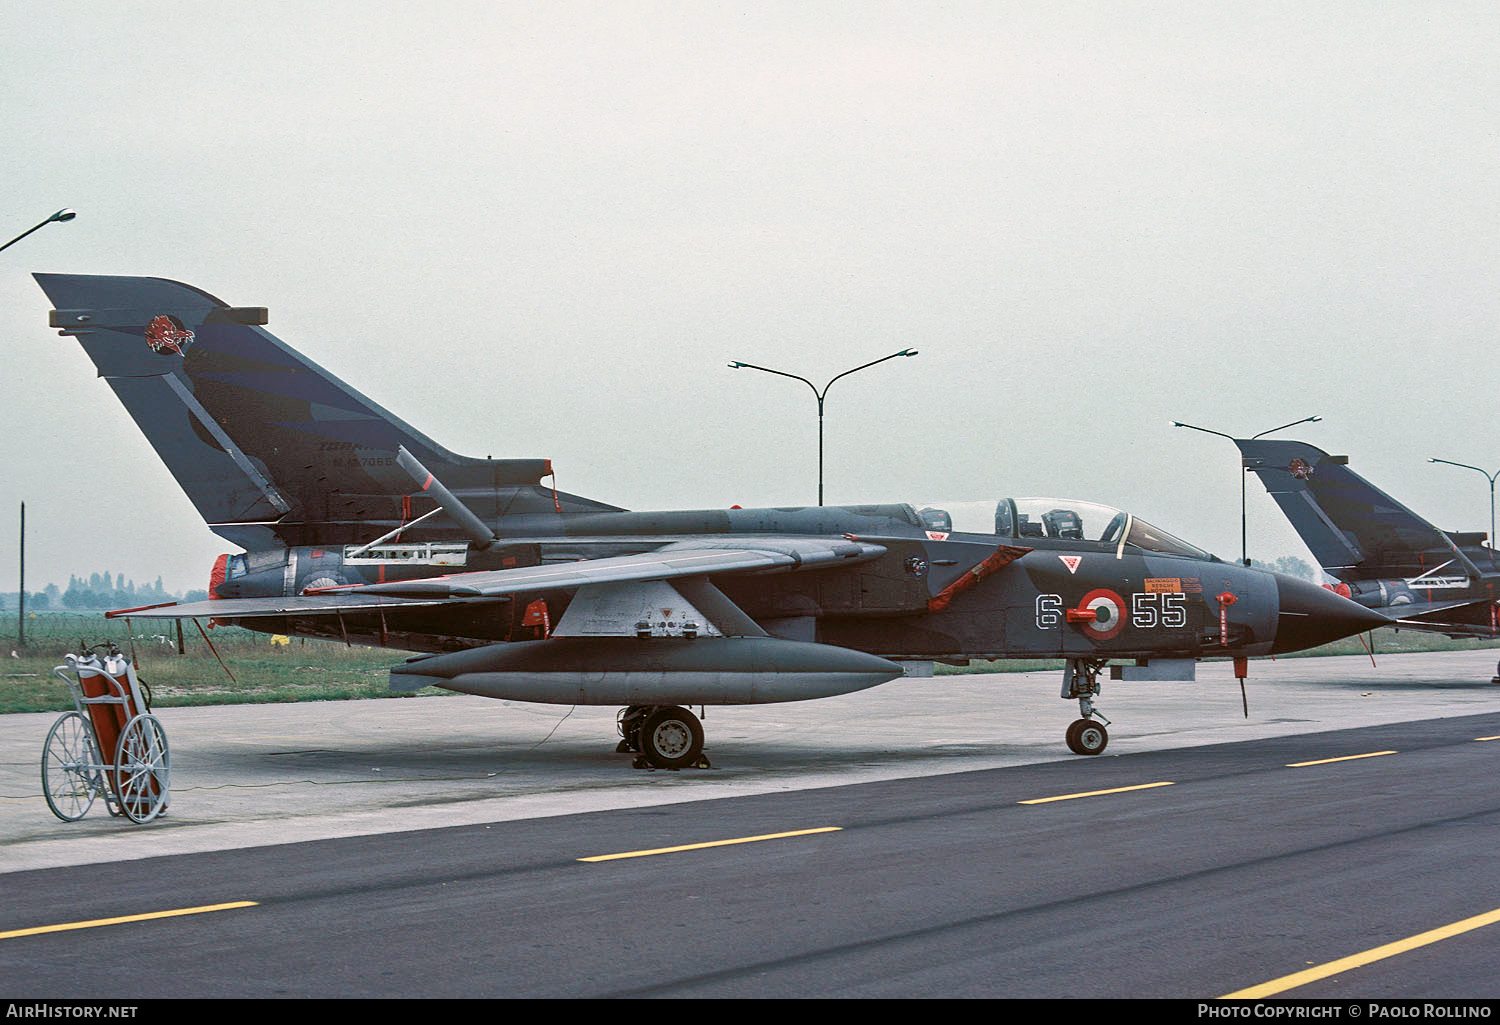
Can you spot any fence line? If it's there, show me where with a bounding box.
[2,612,302,656]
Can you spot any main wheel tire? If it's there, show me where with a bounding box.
[42,711,100,822]
[638,706,705,770]
[1066,717,1108,756]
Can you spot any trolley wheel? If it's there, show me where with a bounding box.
[42,711,101,822]
[113,714,170,824]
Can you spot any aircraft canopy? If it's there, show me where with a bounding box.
[914,498,1214,560]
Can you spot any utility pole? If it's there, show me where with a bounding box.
[17,502,24,651]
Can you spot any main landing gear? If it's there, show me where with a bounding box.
[617,704,711,770]
[1061,658,1111,756]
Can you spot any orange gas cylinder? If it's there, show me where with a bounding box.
[79,666,132,755]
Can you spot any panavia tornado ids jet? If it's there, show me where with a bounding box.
[33,274,1387,765]
[1237,438,1500,642]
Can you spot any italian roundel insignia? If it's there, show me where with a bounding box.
[145,314,195,355]
[1076,589,1126,640]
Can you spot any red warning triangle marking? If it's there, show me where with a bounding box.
[1059,555,1082,574]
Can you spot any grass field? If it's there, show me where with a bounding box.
[3,610,1498,714]
[1,611,422,713]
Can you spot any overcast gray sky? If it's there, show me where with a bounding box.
[3,2,1498,595]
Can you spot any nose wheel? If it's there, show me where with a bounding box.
[1061,658,1111,756]
[1065,717,1109,756]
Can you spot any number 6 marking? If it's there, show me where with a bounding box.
[1036,593,1063,629]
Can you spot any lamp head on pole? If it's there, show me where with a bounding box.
[0,207,78,255]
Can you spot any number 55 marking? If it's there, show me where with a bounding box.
[1131,592,1187,629]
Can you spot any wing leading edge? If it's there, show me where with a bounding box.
[108,537,887,619]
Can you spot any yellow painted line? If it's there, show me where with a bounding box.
[1222,905,1500,999]
[579,826,841,862]
[0,901,258,941]
[1019,781,1175,805]
[1285,750,1396,767]
[1476,735,1500,742]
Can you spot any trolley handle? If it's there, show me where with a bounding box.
[55,653,134,710]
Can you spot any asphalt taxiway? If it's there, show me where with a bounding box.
[5,648,1500,874]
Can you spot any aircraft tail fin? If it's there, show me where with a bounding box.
[35,274,604,549]
[1235,439,1478,582]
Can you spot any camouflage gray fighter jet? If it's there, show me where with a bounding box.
[1237,438,1500,642]
[33,274,1387,766]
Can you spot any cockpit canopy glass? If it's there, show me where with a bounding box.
[910,498,1213,560]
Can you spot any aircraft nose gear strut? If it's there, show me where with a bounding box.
[1061,658,1111,755]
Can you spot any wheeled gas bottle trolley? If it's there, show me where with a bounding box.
[41,646,170,824]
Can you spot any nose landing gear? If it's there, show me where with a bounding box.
[1062,658,1111,756]
[1065,716,1109,756]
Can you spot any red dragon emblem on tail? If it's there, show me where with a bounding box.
[145,314,194,355]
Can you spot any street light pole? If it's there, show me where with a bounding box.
[730,349,919,506]
[1429,458,1499,554]
[1172,415,1321,566]
[0,208,76,255]
[6,209,75,650]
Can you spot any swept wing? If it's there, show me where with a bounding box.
[108,537,886,618]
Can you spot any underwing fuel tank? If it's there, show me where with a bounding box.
[389,636,905,705]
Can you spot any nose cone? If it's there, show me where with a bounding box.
[1271,574,1390,654]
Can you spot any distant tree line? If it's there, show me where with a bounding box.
[1249,555,1318,581]
[1,572,207,612]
